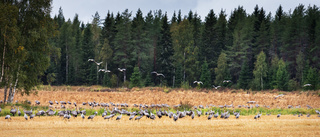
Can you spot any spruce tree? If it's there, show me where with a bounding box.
[200,60,211,88]
[276,59,289,91]
[253,51,268,90]
[214,53,230,86]
[130,67,142,88]
[304,67,319,90]
[157,13,174,86]
[237,59,251,89]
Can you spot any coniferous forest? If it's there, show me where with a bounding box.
[1,1,320,103]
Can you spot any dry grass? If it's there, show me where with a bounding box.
[1,86,319,109]
[0,115,319,137]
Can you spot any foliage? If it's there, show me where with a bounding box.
[276,59,290,91]
[214,52,230,86]
[237,59,251,89]
[253,51,268,90]
[130,67,142,88]
[304,67,319,90]
[200,60,211,88]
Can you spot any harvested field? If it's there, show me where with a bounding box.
[1,87,319,109]
[0,115,319,137]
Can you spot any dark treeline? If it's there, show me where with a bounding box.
[1,1,320,102]
[47,4,320,91]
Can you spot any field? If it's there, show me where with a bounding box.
[1,86,320,109]
[0,115,319,137]
[1,86,320,136]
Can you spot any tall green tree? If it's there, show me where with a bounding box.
[113,9,132,72]
[2,0,55,103]
[201,9,217,71]
[171,19,199,83]
[269,55,280,89]
[130,66,142,87]
[214,52,230,86]
[157,13,174,86]
[304,67,319,90]
[237,59,251,89]
[296,51,305,84]
[253,51,268,90]
[276,59,289,91]
[200,60,211,88]
[81,23,95,85]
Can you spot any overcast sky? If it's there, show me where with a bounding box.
[51,0,320,23]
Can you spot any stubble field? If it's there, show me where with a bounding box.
[0,115,319,137]
[1,86,320,136]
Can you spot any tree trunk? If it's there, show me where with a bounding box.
[9,67,19,103]
[66,45,68,84]
[3,85,7,104]
[0,45,5,82]
[7,82,13,103]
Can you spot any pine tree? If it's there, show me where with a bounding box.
[276,59,289,91]
[157,13,174,86]
[200,60,211,88]
[130,67,142,87]
[81,23,95,85]
[296,51,304,84]
[214,52,230,86]
[237,59,251,89]
[269,55,279,89]
[201,9,217,69]
[304,67,319,90]
[253,51,268,90]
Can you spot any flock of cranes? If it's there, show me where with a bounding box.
[2,100,320,122]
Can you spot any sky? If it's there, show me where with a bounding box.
[51,0,320,23]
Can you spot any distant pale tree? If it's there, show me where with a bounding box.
[253,51,268,90]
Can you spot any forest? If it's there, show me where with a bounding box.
[1,1,320,103]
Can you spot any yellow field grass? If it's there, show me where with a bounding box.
[0,115,319,137]
[1,87,319,109]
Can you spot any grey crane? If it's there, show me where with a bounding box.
[17,107,21,116]
[24,113,28,120]
[129,114,135,120]
[193,81,203,85]
[235,111,240,119]
[191,111,195,119]
[87,113,96,121]
[55,100,59,104]
[223,80,232,83]
[49,100,53,105]
[5,115,11,120]
[274,94,284,99]
[135,115,143,121]
[212,85,221,89]
[10,106,17,116]
[151,71,165,78]
[35,100,40,105]
[173,114,178,121]
[150,112,156,120]
[157,109,162,119]
[116,114,122,121]
[224,113,230,119]
[208,114,213,120]
[88,59,103,66]
[214,112,219,119]
[81,113,85,119]
[104,114,114,121]
[48,109,56,116]
[98,69,111,73]
[30,112,35,120]
[303,84,312,87]
[277,113,281,118]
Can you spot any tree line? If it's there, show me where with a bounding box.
[1,1,320,104]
